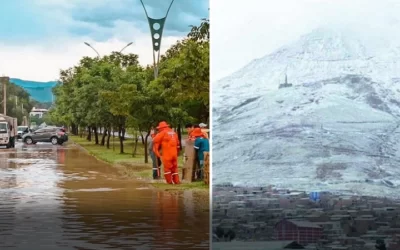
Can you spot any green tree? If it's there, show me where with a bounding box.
[48,18,210,163]
[0,81,33,125]
[156,18,209,123]
[225,229,236,242]
[215,226,224,239]
[375,239,386,250]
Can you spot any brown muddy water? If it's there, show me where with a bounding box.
[0,143,209,250]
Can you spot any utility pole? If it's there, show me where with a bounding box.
[0,76,9,115]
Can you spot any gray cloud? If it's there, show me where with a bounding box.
[67,0,208,36]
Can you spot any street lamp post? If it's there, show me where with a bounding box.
[120,42,133,53]
[140,0,175,79]
[84,42,100,57]
[84,42,134,57]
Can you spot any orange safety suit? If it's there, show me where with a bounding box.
[201,129,209,139]
[188,131,197,141]
[153,121,180,184]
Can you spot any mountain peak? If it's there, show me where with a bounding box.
[213,22,400,197]
[281,27,370,61]
[214,26,400,109]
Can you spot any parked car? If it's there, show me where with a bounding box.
[22,127,69,145]
[17,126,29,139]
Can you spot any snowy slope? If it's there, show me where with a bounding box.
[213,27,400,113]
[212,27,400,198]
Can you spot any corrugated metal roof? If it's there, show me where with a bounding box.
[288,220,322,229]
[212,241,299,250]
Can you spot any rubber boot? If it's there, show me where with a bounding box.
[199,169,204,180]
[196,169,203,181]
[172,173,180,184]
[164,172,173,184]
[153,168,159,179]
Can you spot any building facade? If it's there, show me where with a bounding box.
[29,107,48,118]
[274,219,323,245]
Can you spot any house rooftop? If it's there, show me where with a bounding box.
[287,220,322,229]
[212,241,303,250]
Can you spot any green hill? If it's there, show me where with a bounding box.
[10,78,57,103]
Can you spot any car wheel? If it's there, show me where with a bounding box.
[51,137,59,145]
[25,137,33,145]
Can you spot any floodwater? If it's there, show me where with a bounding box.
[0,143,209,250]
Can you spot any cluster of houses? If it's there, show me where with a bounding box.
[212,185,400,250]
[29,107,48,118]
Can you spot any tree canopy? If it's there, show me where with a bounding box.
[0,81,34,125]
[48,19,209,160]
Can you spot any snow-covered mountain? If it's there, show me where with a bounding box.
[213,27,400,111]
[212,27,400,198]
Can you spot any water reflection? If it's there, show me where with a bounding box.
[183,190,195,220]
[0,144,209,249]
[0,144,65,249]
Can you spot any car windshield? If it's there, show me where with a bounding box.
[18,127,27,131]
[0,123,8,134]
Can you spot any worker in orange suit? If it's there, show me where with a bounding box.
[153,121,181,184]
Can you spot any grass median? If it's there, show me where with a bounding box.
[69,135,208,191]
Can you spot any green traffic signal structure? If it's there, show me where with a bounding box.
[140,0,175,79]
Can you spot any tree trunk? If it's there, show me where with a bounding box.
[141,133,145,144]
[132,131,138,157]
[118,125,124,154]
[101,128,107,146]
[71,123,77,135]
[106,127,111,149]
[94,126,99,145]
[122,127,126,141]
[144,130,150,163]
[79,125,84,138]
[87,126,92,141]
[139,127,145,144]
[177,123,182,151]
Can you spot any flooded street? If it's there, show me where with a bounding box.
[0,143,209,250]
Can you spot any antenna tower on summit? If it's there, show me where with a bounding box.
[279,71,293,89]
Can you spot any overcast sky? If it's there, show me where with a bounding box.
[211,0,400,83]
[0,0,208,81]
